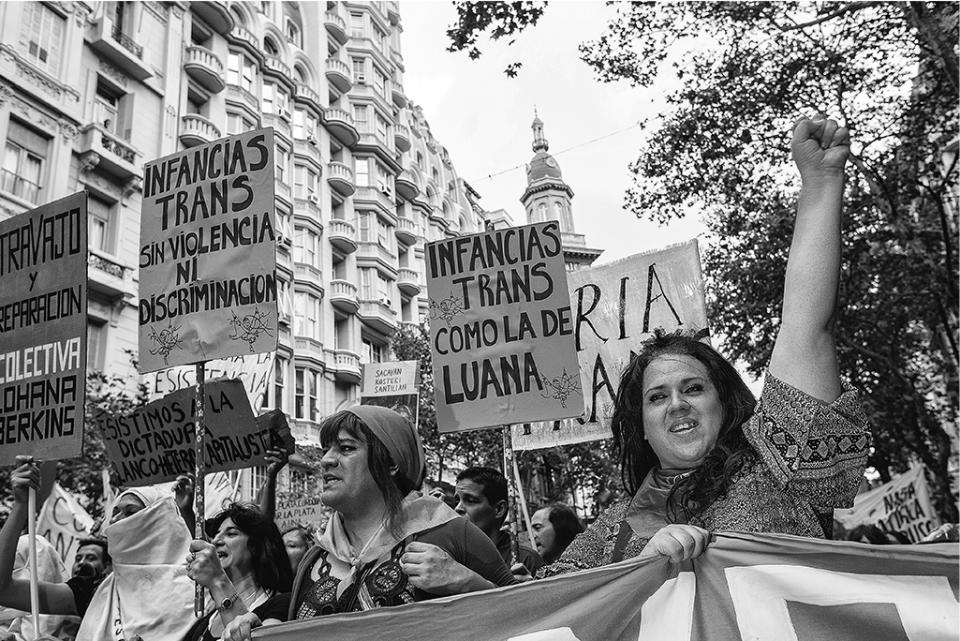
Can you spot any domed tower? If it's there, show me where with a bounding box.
[520,111,602,270]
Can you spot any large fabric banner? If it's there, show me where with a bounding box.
[0,191,87,464]
[835,464,942,542]
[37,482,94,566]
[256,533,957,641]
[139,129,278,373]
[513,240,707,450]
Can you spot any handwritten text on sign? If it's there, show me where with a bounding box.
[512,241,708,450]
[145,351,274,411]
[360,360,419,427]
[98,379,269,486]
[426,221,583,432]
[139,129,278,372]
[0,192,87,465]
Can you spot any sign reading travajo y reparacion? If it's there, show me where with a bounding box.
[0,192,87,465]
[426,221,583,432]
[138,129,277,373]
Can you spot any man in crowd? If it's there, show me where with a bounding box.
[71,538,111,582]
[454,467,543,576]
[530,503,584,565]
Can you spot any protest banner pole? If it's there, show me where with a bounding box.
[194,362,206,616]
[502,426,521,563]
[27,478,41,638]
[512,456,537,551]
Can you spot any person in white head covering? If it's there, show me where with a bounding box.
[0,462,195,641]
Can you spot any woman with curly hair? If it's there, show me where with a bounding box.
[541,116,871,574]
[182,503,293,641]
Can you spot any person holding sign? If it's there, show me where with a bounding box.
[220,406,515,641]
[541,116,871,574]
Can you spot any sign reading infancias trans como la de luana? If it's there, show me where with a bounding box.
[138,128,278,373]
[0,192,87,465]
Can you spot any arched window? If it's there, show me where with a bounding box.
[294,64,307,84]
[230,7,246,27]
[264,37,279,55]
[536,202,547,223]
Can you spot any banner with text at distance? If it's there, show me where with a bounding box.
[37,482,94,567]
[0,191,87,465]
[512,240,708,450]
[274,497,325,533]
[138,128,278,373]
[98,379,271,486]
[425,221,584,433]
[360,360,420,428]
[254,533,958,641]
[144,351,275,411]
[834,464,942,543]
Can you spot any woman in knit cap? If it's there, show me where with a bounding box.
[222,406,515,641]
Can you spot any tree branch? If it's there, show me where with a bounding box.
[776,2,883,32]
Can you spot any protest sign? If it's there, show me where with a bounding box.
[425,221,583,432]
[0,191,87,465]
[360,360,419,427]
[834,464,942,542]
[257,533,958,641]
[37,482,94,566]
[145,351,274,411]
[512,240,707,450]
[98,379,271,486]
[138,129,277,373]
[274,497,325,533]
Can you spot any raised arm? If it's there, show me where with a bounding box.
[255,448,288,522]
[768,116,850,402]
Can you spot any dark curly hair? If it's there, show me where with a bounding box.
[611,329,757,521]
[205,503,293,593]
[542,503,584,563]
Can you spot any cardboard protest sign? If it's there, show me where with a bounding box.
[138,129,277,373]
[145,352,274,411]
[834,464,942,542]
[512,241,708,450]
[37,482,94,566]
[98,379,272,486]
[426,221,583,432]
[360,360,419,427]
[0,192,87,465]
[275,497,325,533]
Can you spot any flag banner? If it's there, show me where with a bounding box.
[360,360,420,427]
[512,240,707,450]
[274,497,325,533]
[0,191,87,465]
[425,221,583,432]
[835,464,942,542]
[97,379,266,486]
[255,533,958,641]
[145,351,274,412]
[138,128,278,373]
[38,482,94,566]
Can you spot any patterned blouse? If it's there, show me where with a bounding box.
[540,373,871,577]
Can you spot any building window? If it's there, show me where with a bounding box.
[87,194,116,254]
[294,227,320,268]
[275,144,290,184]
[19,3,64,76]
[227,52,256,92]
[373,69,387,99]
[263,37,279,56]
[358,212,372,243]
[293,109,317,140]
[359,267,374,300]
[293,164,318,199]
[372,23,387,52]
[355,157,370,187]
[353,104,369,133]
[267,355,287,410]
[286,19,302,48]
[294,291,320,340]
[360,337,383,364]
[87,319,106,370]
[226,112,256,135]
[351,57,365,83]
[375,160,392,194]
[375,112,389,143]
[2,120,48,204]
[349,12,364,39]
[295,368,318,421]
[376,217,393,252]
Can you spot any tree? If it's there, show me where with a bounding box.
[447,2,959,521]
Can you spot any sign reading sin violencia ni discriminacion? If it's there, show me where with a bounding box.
[97,379,272,486]
[426,221,583,432]
[0,192,87,465]
[138,128,278,373]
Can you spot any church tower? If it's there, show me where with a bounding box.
[521,111,602,270]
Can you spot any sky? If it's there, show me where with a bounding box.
[398,1,707,265]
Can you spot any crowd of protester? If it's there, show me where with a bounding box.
[0,118,953,640]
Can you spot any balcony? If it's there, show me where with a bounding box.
[394,123,411,152]
[326,161,355,197]
[353,186,396,219]
[294,83,323,114]
[191,1,234,35]
[397,268,420,296]
[386,1,400,25]
[77,124,139,181]
[391,79,406,108]
[325,58,352,93]
[87,16,152,81]
[323,108,359,148]
[294,336,326,367]
[324,11,348,45]
[358,298,397,335]
[329,279,359,314]
[179,114,222,147]
[395,217,417,246]
[227,26,261,59]
[263,55,292,82]
[87,249,134,301]
[327,218,357,254]
[395,170,420,202]
[329,349,361,383]
[183,45,225,93]
[357,241,397,276]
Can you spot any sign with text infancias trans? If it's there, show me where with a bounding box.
[0,192,87,465]
[138,129,278,373]
[425,221,583,432]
